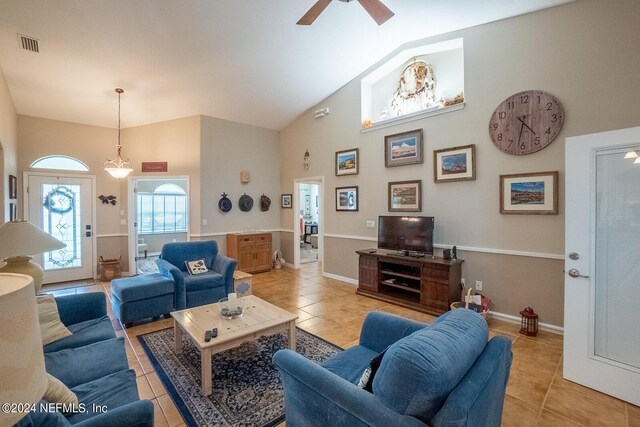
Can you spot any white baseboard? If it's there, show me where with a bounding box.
[487,311,563,335]
[319,272,564,334]
[322,271,358,286]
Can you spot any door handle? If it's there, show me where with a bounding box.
[568,268,589,279]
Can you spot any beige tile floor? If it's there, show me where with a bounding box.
[43,263,640,427]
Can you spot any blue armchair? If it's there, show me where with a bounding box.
[273,309,512,427]
[156,240,237,310]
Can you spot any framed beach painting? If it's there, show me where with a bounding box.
[335,186,358,211]
[434,144,476,183]
[388,180,422,212]
[385,129,423,167]
[500,171,558,214]
[335,148,359,176]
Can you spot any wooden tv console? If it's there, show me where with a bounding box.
[356,249,463,316]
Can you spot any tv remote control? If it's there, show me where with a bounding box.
[211,328,218,338]
[204,330,211,342]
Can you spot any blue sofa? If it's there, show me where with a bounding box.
[273,309,512,427]
[16,292,153,427]
[156,240,236,310]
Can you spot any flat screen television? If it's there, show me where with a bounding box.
[378,215,434,255]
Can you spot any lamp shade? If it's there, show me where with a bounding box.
[0,273,48,425]
[104,164,133,178]
[0,220,66,258]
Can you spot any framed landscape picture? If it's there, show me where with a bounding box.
[335,186,358,211]
[335,148,359,176]
[500,171,558,214]
[434,144,476,183]
[385,129,423,167]
[388,180,422,212]
[281,194,292,209]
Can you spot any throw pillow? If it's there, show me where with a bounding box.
[43,373,79,413]
[185,259,208,275]
[37,295,72,346]
[357,349,387,392]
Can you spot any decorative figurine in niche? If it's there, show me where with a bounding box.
[391,60,437,117]
[303,149,310,171]
[98,195,117,205]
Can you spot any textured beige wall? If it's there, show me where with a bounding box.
[199,116,281,237]
[17,115,121,232]
[16,113,280,275]
[280,0,640,326]
[0,65,17,222]
[123,116,202,235]
[17,115,201,273]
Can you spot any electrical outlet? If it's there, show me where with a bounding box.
[203,219,208,226]
[461,278,466,287]
[475,280,483,291]
[366,220,375,228]
[120,219,126,225]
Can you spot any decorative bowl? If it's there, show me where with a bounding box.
[219,297,244,319]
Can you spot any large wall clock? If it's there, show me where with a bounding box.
[488,90,564,155]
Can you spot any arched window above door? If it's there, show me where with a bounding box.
[30,156,90,172]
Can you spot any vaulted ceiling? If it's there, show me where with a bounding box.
[0,0,572,131]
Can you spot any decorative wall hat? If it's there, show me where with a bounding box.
[239,194,254,212]
[218,193,232,213]
[260,194,271,211]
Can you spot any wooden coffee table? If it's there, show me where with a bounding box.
[171,295,298,396]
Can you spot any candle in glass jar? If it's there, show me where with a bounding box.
[228,293,237,305]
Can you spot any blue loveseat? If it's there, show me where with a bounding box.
[273,309,512,427]
[156,240,236,310]
[16,292,153,427]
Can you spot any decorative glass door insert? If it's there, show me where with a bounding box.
[27,174,94,284]
[41,184,82,270]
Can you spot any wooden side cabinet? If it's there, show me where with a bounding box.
[227,232,272,273]
[356,249,463,316]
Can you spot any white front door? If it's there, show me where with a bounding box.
[26,174,95,283]
[564,126,640,405]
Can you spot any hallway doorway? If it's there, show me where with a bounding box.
[293,177,323,269]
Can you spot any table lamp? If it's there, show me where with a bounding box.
[0,220,66,293]
[0,273,48,426]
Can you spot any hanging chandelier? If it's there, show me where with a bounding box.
[104,88,133,178]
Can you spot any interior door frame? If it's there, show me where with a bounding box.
[127,175,191,275]
[22,171,98,280]
[293,176,324,270]
[565,125,640,405]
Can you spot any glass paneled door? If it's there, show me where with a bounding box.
[26,174,94,284]
[565,127,640,406]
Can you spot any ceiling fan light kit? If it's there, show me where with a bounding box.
[297,0,394,26]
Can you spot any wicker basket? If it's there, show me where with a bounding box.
[99,256,121,281]
[450,288,490,318]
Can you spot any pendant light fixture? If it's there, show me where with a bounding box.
[104,88,133,178]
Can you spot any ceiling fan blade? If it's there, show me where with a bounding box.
[297,0,333,25]
[357,0,394,25]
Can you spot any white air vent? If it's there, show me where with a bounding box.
[18,34,39,53]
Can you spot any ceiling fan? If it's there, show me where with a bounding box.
[297,0,395,26]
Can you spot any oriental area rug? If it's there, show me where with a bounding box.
[138,327,341,427]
